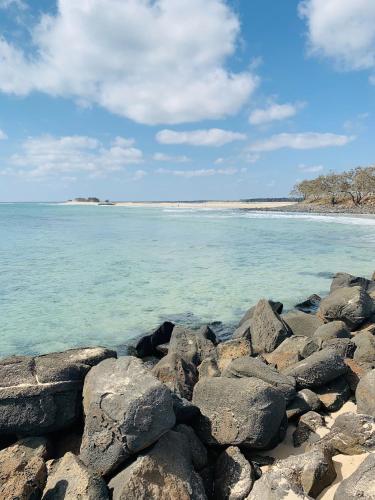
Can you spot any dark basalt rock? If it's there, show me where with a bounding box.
[238,300,283,327]
[353,331,375,370]
[0,347,116,436]
[333,453,375,500]
[214,446,254,500]
[152,352,198,400]
[286,389,321,419]
[293,411,326,448]
[135,321,175,358]
[169,325,217,366]
[330,272,374,292]
[312,321,350,346]
[80,356,175,476]
[263,335,318,371]
[282,311,323,338]
[192,377,286,449]
[295,294,321,314]
[222,356,296,403]
[318,286,374,330]
[356,369,375,417]
[315,376,351,412]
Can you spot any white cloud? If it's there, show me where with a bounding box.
[297,163,324,173]
[249,132,354,152]
[153,153,190,163]
[299,0,375,78]
[132,169,147,181]
[156,167,239,178]
[0,129,7,140]
[0,0,258,124]
[156,128,246,147]
[3,135,143,179]
[249,102,305,125]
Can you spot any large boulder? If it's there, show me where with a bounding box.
[330,272,373,292]
[356,369,375,417]
[80,356,175,476]
[248,447,336,499]
[282,311,323,337]
[312,321,350,346]
[169,325,217,366]
[318,286,374,330]
[108,430,206,500]
[135,321,174,358]
[0,437,48,499]
[175,424,207,471]
[262,336,318,371]
[238,300,283,327]
[214,446,254,500]
[42,452,108,499]
[152,352,198,400]
[282,348,347,388]
[192,377,286,448]
[217,339,252,372]
[353,331,375,370]
[333,453,375,500]
[222,357,296,403]
[0,347,116,435]
[241,299,291,355]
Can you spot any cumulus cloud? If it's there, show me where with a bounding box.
[156,167,240,178]
[297,163,324,172]
[249,132,354,152]
[299,0,375,79]
[156,128,246,147]
[0,0,258,124]
[0,129,7,139]
[152,153,190,163]
[3,135,143,179]
[249,102,305,125]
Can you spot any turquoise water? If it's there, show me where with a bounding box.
[1,203,375,356]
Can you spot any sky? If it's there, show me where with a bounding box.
[0,0,374,201]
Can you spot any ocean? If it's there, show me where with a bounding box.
[1,203,375,356]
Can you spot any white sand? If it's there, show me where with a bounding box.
[258,400,368,498]
[64,200,297,210]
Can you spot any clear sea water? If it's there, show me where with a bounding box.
[1,203,375,357]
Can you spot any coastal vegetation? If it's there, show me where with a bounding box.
[1,270,375,498]
[292,165,375,206]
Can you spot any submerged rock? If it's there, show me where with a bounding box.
[108,430,206,500]
[214,446,254,500]
[192,377,286,448]
[42,452,108,499]
[0,347,116,435]
[80,356,175,476]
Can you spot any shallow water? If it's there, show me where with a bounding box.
[1,203,375,356]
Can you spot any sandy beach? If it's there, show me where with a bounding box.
[64,200,297,209]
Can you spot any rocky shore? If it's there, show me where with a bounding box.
[2,271,375,499]
[260,201,375,215]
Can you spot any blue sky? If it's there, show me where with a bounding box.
[0,0,374,201]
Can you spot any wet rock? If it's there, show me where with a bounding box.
[356,369,375,417]
[293,411,326,447]
[282,311,323,337]
[312,412,375,455]
[245,299,291,355]
[238,300,283,327]
[282,348,347,388]
[108,430,206,500]
[175,424,207,471]
[222,356,296,403]
[287,389,321,420]
[135,321,174,358]
[295,294,321,314]
[318,286,373,330]
[217,339,252,372]
[42,452,108,499]
[80,356,175,476]
[330,272,373,292]
[315,376,351,412]
[169,325,217,366]
[0,437,48,500]
[152,352,198,400]
[333,452,375,500]
[198,357,221,378]
[249,447,336,499]
[214,446,254,500]
[263,336,318,371]
[312,321,350,346]
[192,377,286,448]
[0,347,116,435]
